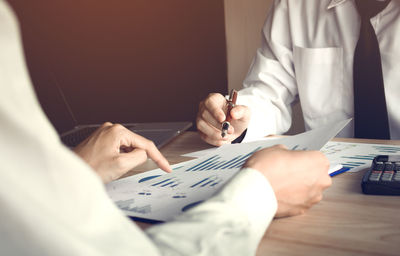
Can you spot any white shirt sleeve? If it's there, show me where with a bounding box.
[146,168,277,256]
[0,1,277,255]
[239,0,298,142]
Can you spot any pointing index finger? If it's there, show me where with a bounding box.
[121,131,172,173]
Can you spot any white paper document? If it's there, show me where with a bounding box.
[181,137,277,158]
[106,119,350,222]
[322,141,400,173]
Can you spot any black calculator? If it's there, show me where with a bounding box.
[361,155,400,195]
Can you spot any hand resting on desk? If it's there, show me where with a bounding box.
[244,145,332,217]
[73,122,172,183]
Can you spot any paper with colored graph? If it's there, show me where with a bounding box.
[322,141,400,173]
[106,119,350,222]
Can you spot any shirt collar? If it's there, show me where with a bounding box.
[327,0,349,9]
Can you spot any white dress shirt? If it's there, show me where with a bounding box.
[0,1,277,255]
[238,0,400,142]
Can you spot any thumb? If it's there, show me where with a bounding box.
[230,105,250,121]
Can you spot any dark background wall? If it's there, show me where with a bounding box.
[9,0,227,133]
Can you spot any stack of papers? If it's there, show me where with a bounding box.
[106,119,350,222]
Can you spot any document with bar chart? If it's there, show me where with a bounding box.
[322,141,400,173]
[106,119,350,222]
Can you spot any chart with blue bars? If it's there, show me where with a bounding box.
[150,177,181,188]
[372,145,400,154]
[134,146,263,191]
[172,193,187,199]
[185,146,262,172]
[343,146,400,170]
[322,142,400,172]
[340,154,377,169]
[190,175,221,188]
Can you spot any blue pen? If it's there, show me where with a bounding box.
[330,167,351,177]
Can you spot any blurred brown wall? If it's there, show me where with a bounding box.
[224,0,272,90]
[9,0,227,133]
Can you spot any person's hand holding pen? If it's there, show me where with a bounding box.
[197,90,251,146]
[221,90,238,138]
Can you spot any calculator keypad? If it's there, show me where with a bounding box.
[362,155,400,195]
[369,162,399,182]
[394,165,400,181]
[394,172,400,181]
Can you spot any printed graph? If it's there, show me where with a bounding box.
[190,175,222,188]
[138,190,152,196]
[322,143,357,155]
[151,177,181,188]
[107,119,350,221]
[172,193,187,199]
[323,142,400,172]
[372,145,400,154]
[138,175,161,183]
[115,199,152,214]
[185,147,262,172]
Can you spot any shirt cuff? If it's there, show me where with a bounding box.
[236,92,278,142]
[145,168,278,255]
[210,167,277,234]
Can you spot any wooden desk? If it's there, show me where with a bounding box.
[129,132,400,256]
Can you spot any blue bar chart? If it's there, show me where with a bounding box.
[172,193,187,199]
[323,141,400,173]
[107,119,351,221]
[138,191,152,196]
[372,145,400,154]
[137,162,188,184]
[151,177,181,188]
[185,147,262,172]
[190,175,221,188]
[138,175,161,183]
[340,153,376,169]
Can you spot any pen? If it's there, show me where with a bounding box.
[221,89,238,138]
[329,167,350,177]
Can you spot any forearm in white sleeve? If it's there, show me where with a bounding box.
[0,1,274,255]
[145,168,277,256]
[239,0,298,141]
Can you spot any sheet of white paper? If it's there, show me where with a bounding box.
[182,118,350,158]
[329,163,343,174]
[182,147,218,158]
[182,137,276,158]
[106,119,350,222]
[321,141,400,173]
[106,159,197,193]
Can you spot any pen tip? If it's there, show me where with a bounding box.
[221,132,226,138]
